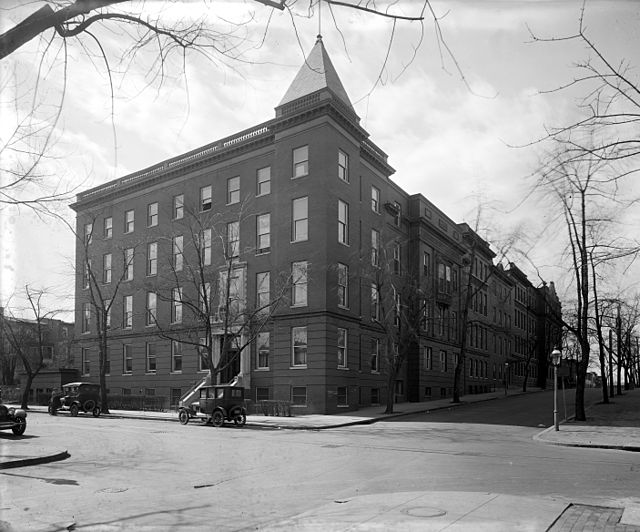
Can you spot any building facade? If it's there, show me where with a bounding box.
[70,37,561,413]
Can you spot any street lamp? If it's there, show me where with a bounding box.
[551,348,562,431]
[504,362,509,396]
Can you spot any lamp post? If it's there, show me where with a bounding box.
[504,362,509,396]
[551,348,562,431]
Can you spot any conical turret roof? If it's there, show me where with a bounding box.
[277,35,357,117]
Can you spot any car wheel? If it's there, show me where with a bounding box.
[83,400,96,412]
[212,410,224,427]
[92,406,101,417]
[48,404,57,416]
[12,418,26,436]
[233,413,246,427]
[178,410,190,425]
[70,404,79,417]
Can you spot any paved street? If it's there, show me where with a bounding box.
[2,389,639,531]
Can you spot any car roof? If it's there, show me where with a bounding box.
[63,382,99,387]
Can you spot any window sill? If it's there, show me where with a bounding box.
[255,367,270,372]
[371,370,380,375]
[290,365,307,370]
[122,373,132,376]
[337,366,349,371]
[337,305,349,311]
[256,250,270,256]
[337,404,349,408]
[145,372,157,375]
[170,371,182,375]
[290,239,308,244]
[290,304,307,309]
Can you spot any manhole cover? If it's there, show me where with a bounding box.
[403,507,447,518]
[97,487,128,494]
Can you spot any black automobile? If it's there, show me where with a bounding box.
[178,385,246,427]
[0,403,27,435]
[49,382,102,417]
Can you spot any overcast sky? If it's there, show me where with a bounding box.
[1,0,639,319]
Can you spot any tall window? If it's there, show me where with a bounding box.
[84,223,93,245]
[338,200,349,244]
[337,328,347,368]
[104,299,111,330]
[200,229,211,266]
[172,341,183,372]
[102,253,112,284]
[123,344,132,374]
[199,283,211,313]
[147,202,158,227]
[293,145,308,178]
[173,235,183,271]
[256,213,270,254]
[103,217,112,239]
[438,263,452,293]
[227,221,239,258]
[200,185,212,211]
[82,260,91,289]
[371,283,380,320]
[173,194,184,219]
[82,348,90,375]
[393,201,401,226]
[337,263,348,307]
[371,229,380,266]
[291,386,307,406]
[292,197,308,242]
[124,248,134,281]
[171,287,182,323]
[370,338,379,372]
[424,346,432,370]
[123,295,133,329]
[257,332,269,369]
[147,242,157,275]
[291,261,308,306]
[371,186,380,213]
[292,326,307,366]
[393,287,401,326]
[440,350,447,372]
[227,176,240,204]
[82,303,90,332]
[423,251,431,276]
[338,150,349,182]
[256,272,270,311]
[124,210,134,233]
[257,166,271,196]
[146,343,157,373]
[393,242,401,274]
[146,292,157,325]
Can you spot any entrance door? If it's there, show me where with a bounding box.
[220,348,240,384]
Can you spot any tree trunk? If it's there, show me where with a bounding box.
[20,373,35,409]
[384,358,396,414]
[99,329,110,414]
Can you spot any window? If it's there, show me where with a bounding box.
[199,283,211,313]
[292,326,307,367]
[82,260,91,289]
[371,388,380,404]
[104,217,112,239]
[227,176,240,204]
[227,221,239,258]
[393,201,401,226]
[292,197,308,242]
[393,289,401,326]
[423,251,431,276]
[146,343,157,373]
[291,261,308,306]
[337,263,348,307]
[257,332,269,369]
[256,213,270,254]
[173,194,184,219]
[291,386,307,406]
[147,242,158,276]
[198,338,209,372]
[424,346,432,370]
[371,283,380,320]
[371,229,380,267]
[200,229,211,266]
[146,292,157,325]
[124,210,134,233]
[82,303,90,333]
[103,253,112,284]
[173,236,183,271]
[147,202,158,227]
[256,272,270,311]
[337,386,348,406]
[124,248,134,281]
[256,387,270,401]
[172,341,183,372]
[257,166,271,196]
[123,344,132,374]
[440,350,448,372]
[370,338,379,372]
[123,295,133,329]
[171,287,182,323]
[104,299,111,330]
[371,186,380,213]
[337,328,347,368]
[438,263,452,293]
[393,242,401,274]
[293,145,308,178]
[82,348,90,375]
[338,150,348,182]
[200,185,212,211]
[84,223,93,245]
[338,200,349,244]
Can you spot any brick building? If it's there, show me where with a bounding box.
[70,37,561,413]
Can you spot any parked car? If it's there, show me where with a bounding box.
[0,403,27,435]
[49,382,101,417]
[178,385,246,427]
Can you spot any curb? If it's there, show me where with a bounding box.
[0,450,70,470]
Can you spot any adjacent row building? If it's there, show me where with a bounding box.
[70,36,562,413]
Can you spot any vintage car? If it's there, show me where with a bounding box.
[178,384,246,427]
[49,382,102,417]
[0,403,27,435]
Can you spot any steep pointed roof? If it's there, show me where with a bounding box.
[277,35,357,117]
